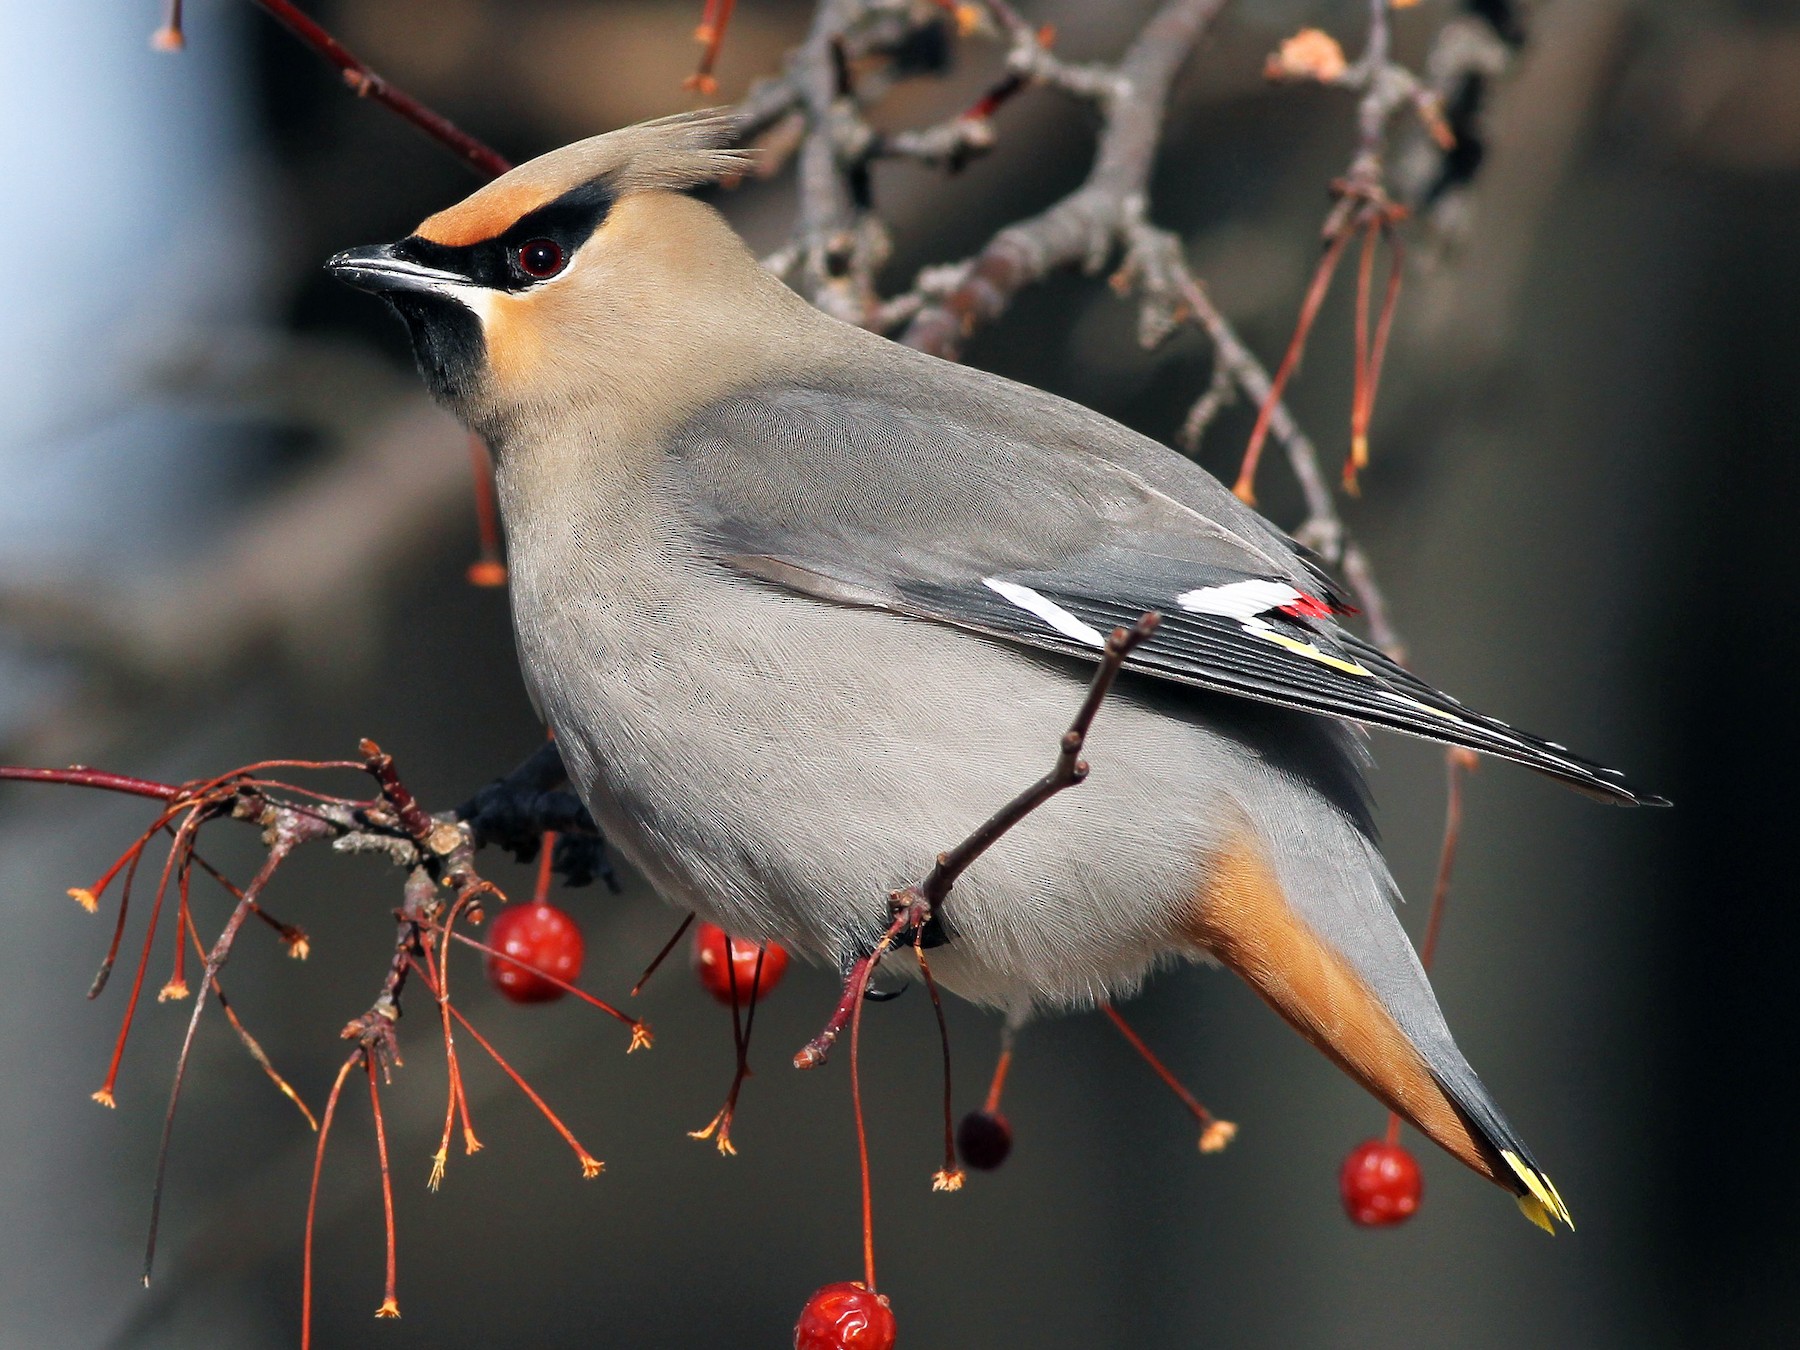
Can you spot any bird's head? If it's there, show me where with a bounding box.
[328,111,762,437]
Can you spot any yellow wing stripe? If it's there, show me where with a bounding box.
[1252,629,1373,677]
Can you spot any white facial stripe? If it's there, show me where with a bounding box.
[983,579,1107,648]
[415,277,497,325]
[1175,579,1303,620]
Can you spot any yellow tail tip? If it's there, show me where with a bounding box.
[1516,1193,1556,1233]
[1502,1150,1574,1231]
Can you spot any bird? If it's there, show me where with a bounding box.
[330,110,1659,1232]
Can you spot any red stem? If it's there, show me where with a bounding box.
[302,1053,361,1350]
[630,912,695,997]
[982,1044,1013,1116]
[1362,225,1406,478]
[914,936,961,1184]
[1385,747,1474,1147]
[96,814,196,1103]
[1100,1003,1216,1127]
[367,1057,400,1318]
[687,0,739,93]
[1234,228,1355,504]
[465,434,507,587]
[851,955,877,1293]
[1421,749,1473,974]
[166,851,194,999]
[0,765,179,801]
[847,920,906,1293]
[427,920,645,1036]
[88,815,175,1001]
[532,832,556,904]
[178,903,317,1128]
[154,1,186,49]
[1348,218,1378,491]
[443,991,603,1176]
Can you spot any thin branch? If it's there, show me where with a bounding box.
[144,822,318,1285]
[244,0,511,177]
[630,913,695,997]
[796,612,1159,1069]
[1421,748,1479,972]
[899,0,1229,357]
[0,765,180,801]
[909,612,1159,910]
[366,1056,401,1319]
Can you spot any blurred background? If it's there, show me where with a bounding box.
[0,0,1794,1345]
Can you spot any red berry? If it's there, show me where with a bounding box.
[484,902,585,1003]
[692,921,790,1005]
[956,1110,1013,1171]
[794,1282,896,1350]
[1339,1138,1422,1227]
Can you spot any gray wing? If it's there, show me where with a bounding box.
[664,363,1658,806]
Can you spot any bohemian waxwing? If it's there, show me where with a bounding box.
[330,110,1661,1231]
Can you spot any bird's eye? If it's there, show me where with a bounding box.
[516,238,566,279]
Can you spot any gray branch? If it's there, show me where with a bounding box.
[898,0,1229,358]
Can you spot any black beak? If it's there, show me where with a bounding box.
[327,244,467,297]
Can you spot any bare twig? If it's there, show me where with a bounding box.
[795,612,1159,1070]
[0,765,182,801]
[905,612,1160,912]
[242,0,511,177]
[899,0,1230,357]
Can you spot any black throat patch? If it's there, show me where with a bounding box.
[383,178,616,408]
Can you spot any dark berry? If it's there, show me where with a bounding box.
[956,1110,1013,1171]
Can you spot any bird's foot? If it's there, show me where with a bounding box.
[455,740,616,890]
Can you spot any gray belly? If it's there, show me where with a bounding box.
[516,572,1352,1016]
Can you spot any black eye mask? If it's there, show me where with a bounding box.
[391,178,615,293]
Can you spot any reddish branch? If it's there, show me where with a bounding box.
[0,765,182,801]
[154,0,508,176]
[1235,0,1463,508]
[631,912,695,997]
[245,0,510,177]
[301,1052,360,1350]
[686,0,740,95]
[2,742,642,1310]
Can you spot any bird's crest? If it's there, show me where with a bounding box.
[416,110,751,248]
